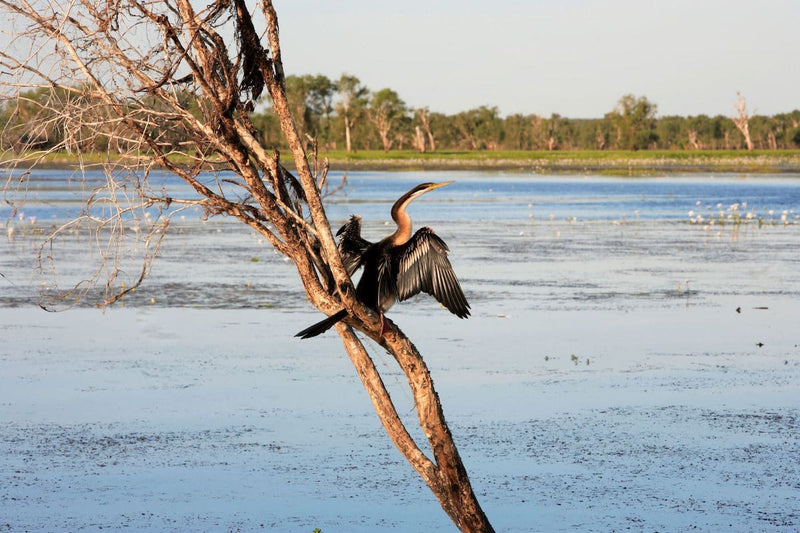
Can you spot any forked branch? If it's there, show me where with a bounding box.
[0,1,493,530]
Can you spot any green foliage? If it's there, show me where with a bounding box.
[370,88,406,117]
[450,106,502,150]
[368,88,406,152]
[282,74,337,145]
[335,74,369,151]
[605,94,658,150]
[254,75,800,153]
[6,72,800,156]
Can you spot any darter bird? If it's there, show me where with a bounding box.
[295,181,470,339]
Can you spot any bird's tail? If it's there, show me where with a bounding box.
[295,309,348,339]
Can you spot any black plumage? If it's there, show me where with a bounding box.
[296,181,469,339]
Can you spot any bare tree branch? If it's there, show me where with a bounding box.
[0,1,494,530]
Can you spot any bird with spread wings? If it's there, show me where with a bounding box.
[296,181,469,339]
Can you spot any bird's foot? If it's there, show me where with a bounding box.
[379,312,392,337]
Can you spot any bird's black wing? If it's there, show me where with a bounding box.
[375,250,398,312]
[394,227,470,318]
[336,215,372,277]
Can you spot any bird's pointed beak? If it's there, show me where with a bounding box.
[428,180,454,191]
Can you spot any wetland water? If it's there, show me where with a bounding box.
[2,170,800,531]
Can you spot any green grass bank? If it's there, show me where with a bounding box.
[320,149,800,173]
[5,149,800,174]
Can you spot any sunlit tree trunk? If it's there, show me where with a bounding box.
[414,125,426,153]
[733,92,754,151]
[344,114,354,153]
[368,88,405,153]
[767,131,777,150]
[417,107,436,152]
[687,130,701,150]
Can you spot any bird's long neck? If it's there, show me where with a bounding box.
[389,195,414,245]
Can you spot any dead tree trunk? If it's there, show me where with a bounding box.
[418,107,436,152]
[339,326,492,531]
[344,114,354,153]
[687,130,701,150]
[733,92,754,151]
[376,121,394,152]
[0,0,494,530]
[414,125,427,153]
[767,131,777,150]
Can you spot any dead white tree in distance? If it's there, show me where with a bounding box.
[417,107,437,152]
[0,0,493,530]
[733,92,754,151]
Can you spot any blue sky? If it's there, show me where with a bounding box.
[274,0,800,118]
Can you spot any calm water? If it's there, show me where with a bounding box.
[6,168,800,223]
[3,169,800,311]
[326,170,800,223]
[3,169,800,532]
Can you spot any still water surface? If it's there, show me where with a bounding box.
[3,169,800,311]
[8,168,800,223]
[2,169,800,532]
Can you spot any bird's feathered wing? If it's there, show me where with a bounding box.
[394,227,470,318]
[336,215,372,277]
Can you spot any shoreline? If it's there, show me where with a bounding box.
[4,150,800,174]
[324,157,800,174]
[321,149,800,173]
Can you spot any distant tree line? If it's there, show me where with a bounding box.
[4,74,800,154]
